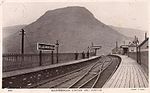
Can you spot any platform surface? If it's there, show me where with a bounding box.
[103,55,148,88]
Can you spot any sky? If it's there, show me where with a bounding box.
[2,1,149,31]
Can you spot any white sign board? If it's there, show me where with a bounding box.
[92,46,102,49]
[37,43,55,51]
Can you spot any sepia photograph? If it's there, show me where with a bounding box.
[1,0,149,91]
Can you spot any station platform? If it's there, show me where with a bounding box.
[3,56,99,78]
[103,55,148,88]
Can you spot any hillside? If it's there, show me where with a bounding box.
[3,25,26,39]
[3,6,129,54]
[109,25,147,42]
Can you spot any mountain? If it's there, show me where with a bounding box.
[109,25,147,43]
[3,6,129,54]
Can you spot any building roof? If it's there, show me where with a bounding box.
[128,43,136,47]
[138,38,149,47]
[120,45,129,48]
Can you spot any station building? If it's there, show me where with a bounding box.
[111,34,149,75]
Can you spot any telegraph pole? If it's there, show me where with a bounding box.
[56,40,59,63]
[20,29,25,54]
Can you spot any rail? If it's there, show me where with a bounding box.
[69,56,113,88]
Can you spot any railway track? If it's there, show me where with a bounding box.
[37,56,117,88]
[34,58,101,88]
[79,57,118,88]
[69,56,112,88]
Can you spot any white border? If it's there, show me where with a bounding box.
[0,0,150,93]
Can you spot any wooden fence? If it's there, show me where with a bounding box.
[3,52,95,72]
[128,51,148,75]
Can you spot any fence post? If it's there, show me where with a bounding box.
[39,50,42,66]
[51,51,54,64]
[56,40,59,64]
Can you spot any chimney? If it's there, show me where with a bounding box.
[91,42,94,47]
[116,41,118,48]
[145,32,147,40]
